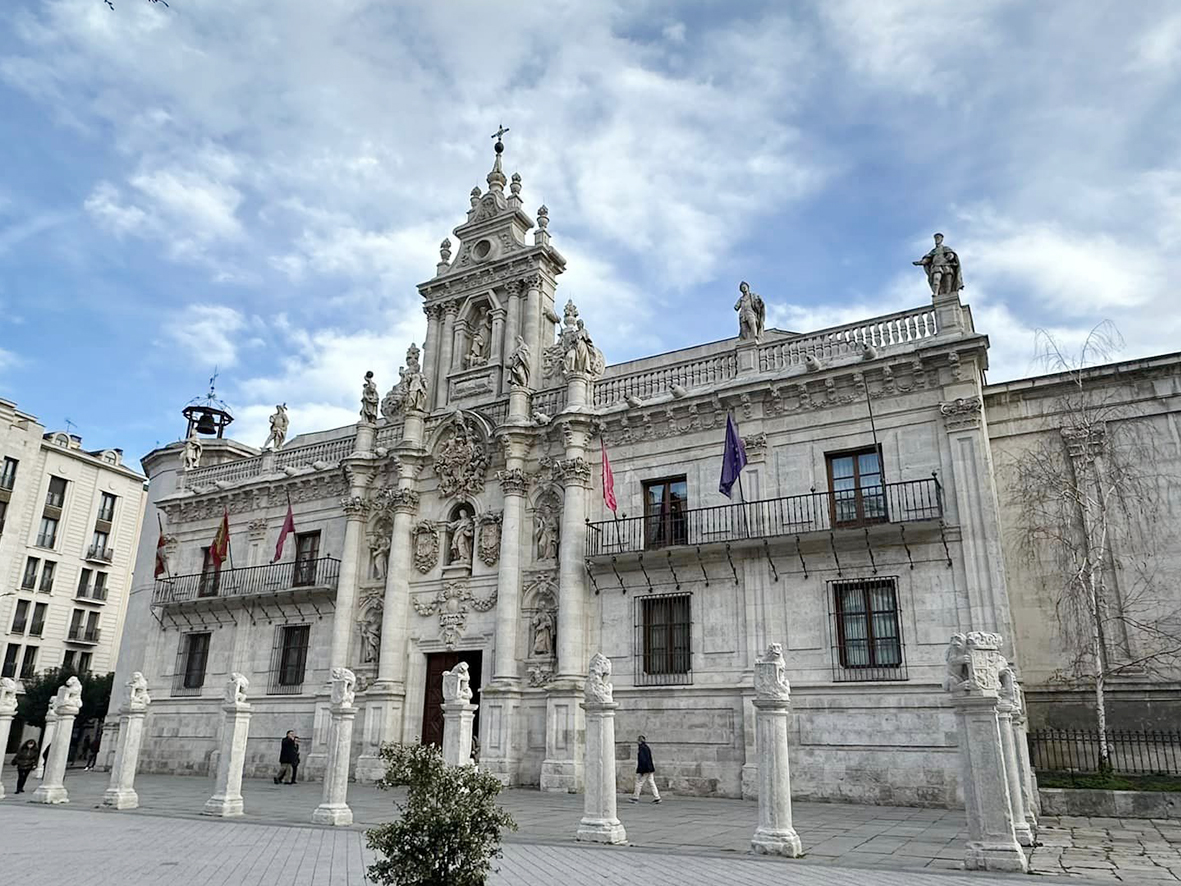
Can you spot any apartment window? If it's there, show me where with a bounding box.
[635,593,692,686]
[269,624,311,694]
[827,447,886,528]
[46,476,68,509]
[21,558,40,590]
[37,516,59,549]
[1,644,18,679]
[62,650,77,670]
[829,577,907,681]
[29,603,47,637]
[38,561,56,593]
[19,646,37,679]
[643,476,689,549]
[78,651,92,673]
[173,632,211,696]
[77,568,92,598]
[84,611,100,642]
[92,572,108,601]
[90,529,110,558]
[97,492,117,523]
[0,500,7,533]
[68,608,85,640]
[0,457,17,491]
[10,600,30,635]
[293,531,321,587]
[198,547,219,597]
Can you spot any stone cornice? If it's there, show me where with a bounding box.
[157,470,348,523]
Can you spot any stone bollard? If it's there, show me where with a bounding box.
[102,672,152,810]
[1001,667,1039,834]
[312,668,357,826]
[203,673,252,817]
[750,644,803,857]
[576,653,626,844]
[31,677,84,805]
[0,677,17,800]
[945,633,1028,873]
[440,662,477,767]
[34,699,58,779]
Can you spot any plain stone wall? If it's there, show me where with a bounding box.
[1039,788,1181,819]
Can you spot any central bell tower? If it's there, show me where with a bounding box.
[418,133,566,412]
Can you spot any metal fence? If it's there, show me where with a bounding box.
[153,556,341,605]
[1027,729,1181,776]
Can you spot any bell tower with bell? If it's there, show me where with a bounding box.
[417,127,566,411]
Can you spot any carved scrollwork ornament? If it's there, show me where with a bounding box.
[391,488,421,514]
[496,467,529,496]
[939,396,983,431]
[341,495,370,518]
[557,456,592,487]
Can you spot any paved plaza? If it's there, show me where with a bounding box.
[2,771,1180,882]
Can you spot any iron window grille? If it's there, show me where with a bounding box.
[635,593,693,686]
[172,632,211,697]
[268,624,311,695]
[828,576,908,682]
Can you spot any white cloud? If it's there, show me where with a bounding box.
[163,304,248,368]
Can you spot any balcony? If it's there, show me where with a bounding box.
[586,478,944,557]
[67,626,102,645]
[152,556,341,606]
[76,583,109,603]
[85,544,114,564]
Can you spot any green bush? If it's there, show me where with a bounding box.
[1037,772,1181,792]
[366,743,517,886]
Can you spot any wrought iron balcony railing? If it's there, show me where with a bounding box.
[67,627,102,644]
[152,556,341,605]
[586,477,943,557]
[86,544,114,563]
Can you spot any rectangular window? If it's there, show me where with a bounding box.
[10,600,30,634]
[90,529,110,559]
[68,608,85,640]
[174,632,211,695]
[97,492,117,523]
[0,500,7,533]
[0,457,18,491]
[62,650,77,670]
[92,572,108,601]
[77,568,92,598]
[37,516,59,549]
[84,611,100,642]
[830,577,907,681]
[46,476,68,509]
[293,531,321,587]
[29,603,47,638]
[643,477,689,549]
[79,651,92,673]
[269,624,311,694]
[636,593,692,686]
[827,447,886,528]
[1,644,18,679]
[38,561,56,593]
[19,645,37,679]
[198,547,220,597]
[21,558,40,590]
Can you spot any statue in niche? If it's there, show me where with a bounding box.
[182,433,203,470]
[263,404,289,450]
[369,531,391,580]
[465,312,492,368]
[735,281,766,341]
[448,507,476,565]
[913,232,964,296]
[360,371,380,424]
[359,606,382,664]
[509,335,531,389]
[534,506,559,560]
[531,608,556,657]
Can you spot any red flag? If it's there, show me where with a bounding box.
[272,502,296,563]
[601,441,617,514]
[153,515,168,579]
[210,507,231,569]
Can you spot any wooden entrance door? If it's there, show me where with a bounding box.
[421,650,482,747]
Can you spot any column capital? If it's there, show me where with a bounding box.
[496,467,530,496]
[939,395,983,432]
[341,495,371,519]
[391,488,421,514]
[556,457,592,488]
[444,303,460,318]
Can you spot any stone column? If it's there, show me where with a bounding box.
[436,305,458,409]
[101,672,151,810]
[422,306,442,406]
[376,490,419,688]
[31,677,83,805]
[440,663,477,767]
[997,699,1033,846]
[946,633,1027,873]
[1005,672,1040,827]
[313,668,357,826]
[524,275,542,381]
[502,283,522,388]
[34,701,58,779]
[577,653,626,844]
[330,472,373,670]
[203,674,252,818]
[0,677,16,800]
[750,644,803,856]
[489,307,507,367]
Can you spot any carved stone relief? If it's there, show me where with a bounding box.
[940,396,983,432]
[433,411,489,498]
[357,594,383,664]
[412,521,440,573]
[477,511,502,566]
[533,491,562,561]
[411,581,498,649]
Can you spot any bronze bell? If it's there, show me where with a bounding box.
[195,411,218,435]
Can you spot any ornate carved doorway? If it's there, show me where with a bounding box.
[420,650,482,748]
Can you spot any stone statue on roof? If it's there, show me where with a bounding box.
[735,281,766,341]
[913,233,964,296]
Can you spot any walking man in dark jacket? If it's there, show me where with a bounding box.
[274,731,300,785]
[629,734,661,803]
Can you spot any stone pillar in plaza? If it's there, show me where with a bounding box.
[0,677,17,800]
[203,674,252,818]
[101,672,152,810]
[576,653,627,845]
[440,662,477,767]
[750,644,803,857]
[31,677,83,805]
[34,699,58,779]
[1001,667,1039,833]
[996,694,1033,847]
[945,632,1028,873]
[313,668,357,826]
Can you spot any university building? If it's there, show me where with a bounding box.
[104,141,1181,804]
[0,398,147,750]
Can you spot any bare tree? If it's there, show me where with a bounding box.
[1009,322,1181,768]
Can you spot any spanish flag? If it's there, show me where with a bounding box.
[210,507,231,569]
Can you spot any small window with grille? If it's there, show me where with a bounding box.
[269,624,311,694]
[635,593,692,686]
[828,577,907,682]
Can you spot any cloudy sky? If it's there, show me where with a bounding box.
[2,0,1179,463]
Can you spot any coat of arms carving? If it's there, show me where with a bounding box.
[412,520,440,573]
[478,511,502,566]
[433,411,489,498]
[412,580,498,649]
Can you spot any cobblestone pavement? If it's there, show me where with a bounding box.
[3,770,1179,881]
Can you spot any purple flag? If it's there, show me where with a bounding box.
[719,413,748,499]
